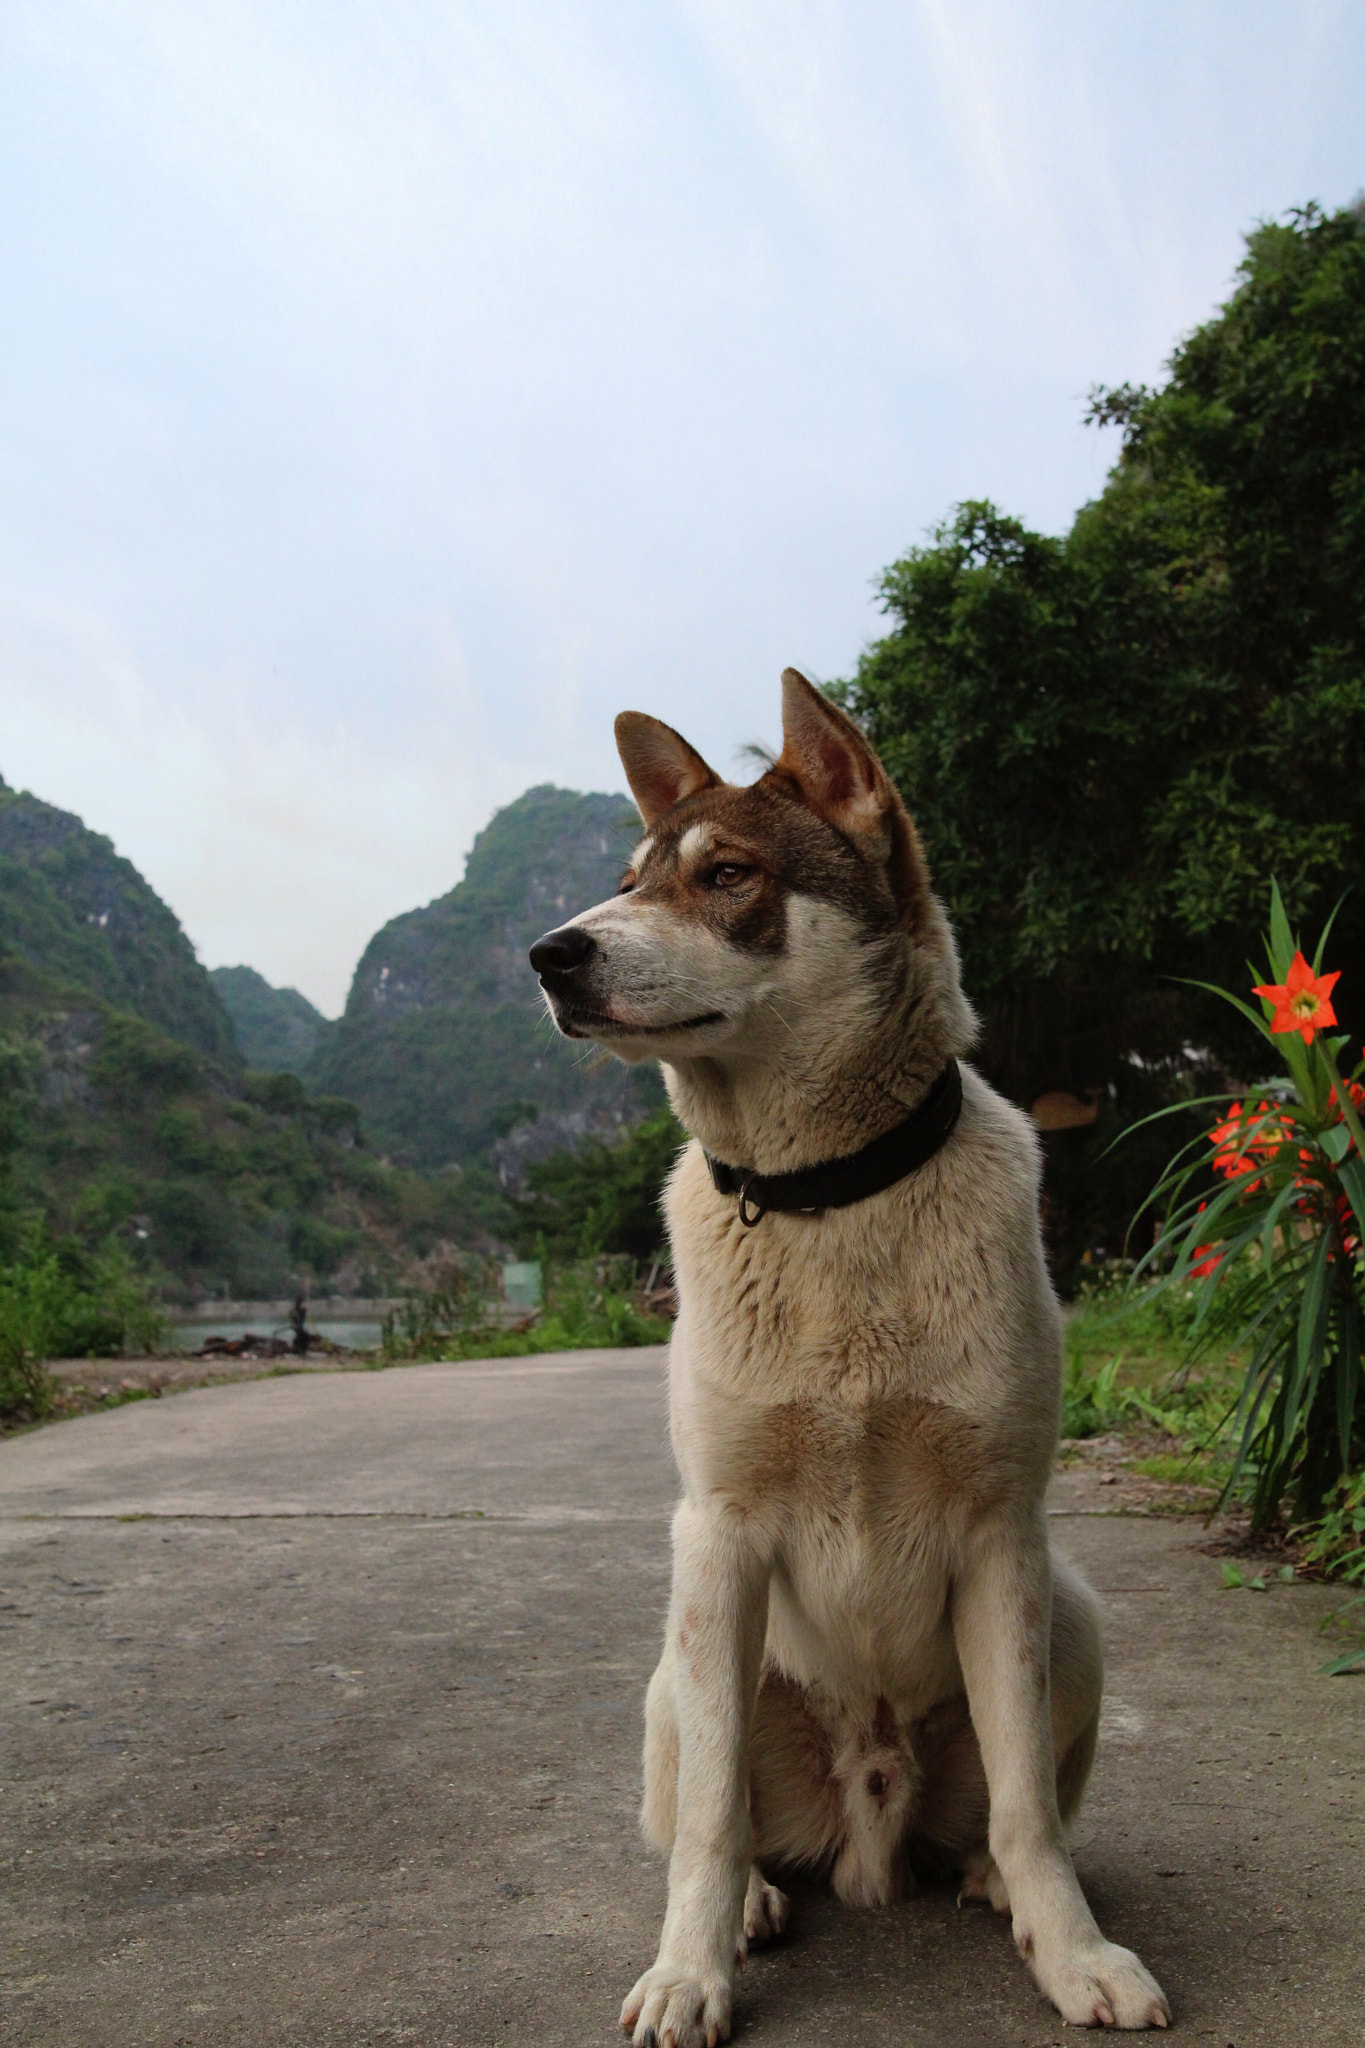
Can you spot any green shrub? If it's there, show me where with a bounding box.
[93,1014,201,1104]
[0,1235,167,1419]
[1300,1471,1365,1586]
[512,1106,685,1259]
[288,1212,361,1277]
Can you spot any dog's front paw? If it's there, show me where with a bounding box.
[620,1963,733,2048]
[1029,1937,1170,2029]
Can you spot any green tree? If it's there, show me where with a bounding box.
[512,1106,685,1261]
[838,202,1365,1275]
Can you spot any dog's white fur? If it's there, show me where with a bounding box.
[536,674,1170,2042]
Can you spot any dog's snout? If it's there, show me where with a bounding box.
[529,925,597,976]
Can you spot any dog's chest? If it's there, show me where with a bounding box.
[725,1394,969,1695]
[677,1375,992,1523]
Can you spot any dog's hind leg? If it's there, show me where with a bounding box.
[744,1664,848,1939]
[743,1862,789,1945]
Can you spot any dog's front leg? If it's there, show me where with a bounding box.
[953,1512,1170,2030]
[622,1498,770,2048]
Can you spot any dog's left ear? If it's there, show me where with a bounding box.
[777,668,896,846]
[776,668,928,926]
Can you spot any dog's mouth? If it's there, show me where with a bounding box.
[549,1000,726,1041]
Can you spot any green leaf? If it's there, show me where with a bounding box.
[1337,1301,1361,1468]
[1310,892,1348,974]
[1324,1060,1365,1159]
[1320,1122,1352,1164]
[1278,1565,1295,1581]
[1174,977,1277,1044]
[1269,878,1296,980]
[1221,1560,1244,1588]
[1339,1158,1365,1243]
[1247,1575,1268,1592]
[1294,1227,1333,1394]
[1321,1647,1365,1676]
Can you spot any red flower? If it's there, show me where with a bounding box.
[1252,952,1340,1044]
[1208,1099,1282,1184]
[1189,1201,1221,1280]
[1331,1076,1365,1135]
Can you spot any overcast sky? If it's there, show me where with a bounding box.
[2,2,1361,1014]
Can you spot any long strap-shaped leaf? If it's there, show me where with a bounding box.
[1337,1296,1361,1470]
[1284,1227,1335,1450]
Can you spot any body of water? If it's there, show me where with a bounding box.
[169,1316,385,1353]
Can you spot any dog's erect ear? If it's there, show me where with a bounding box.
[776,669,895,845]
[614,712,720,826]
[775,668,929,928]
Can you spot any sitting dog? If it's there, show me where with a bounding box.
[529,671,1170,2041]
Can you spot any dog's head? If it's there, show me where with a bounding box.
[529,669,967,1066]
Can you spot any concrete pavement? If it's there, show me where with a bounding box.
[1,1350,1361,2046]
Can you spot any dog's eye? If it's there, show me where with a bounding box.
[707,863,752,889]
[618,872,636,895]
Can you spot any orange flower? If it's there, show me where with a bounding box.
[1252,951,1340,1044]
[1208,1098,1282,1183]
[1187,1202,1222,1279]
[1331,1076,1365,1133]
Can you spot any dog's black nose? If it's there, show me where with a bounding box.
[529,926,597,975]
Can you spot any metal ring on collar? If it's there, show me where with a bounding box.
[737,1174,767,1228]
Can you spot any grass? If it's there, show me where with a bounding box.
[1061,1273,1243,1500]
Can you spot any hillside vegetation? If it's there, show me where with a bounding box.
[0,948,501,1303]
[0,780,514,1308]
[309,784,658,1166]
[0,773,669,1316]
[0,778,237,1060]
[212,964,330,1075]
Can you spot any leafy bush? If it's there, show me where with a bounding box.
[1300,1471,1365,1675]
[93,1013,201,1103]
[288,1213,362,1276]
[512,1105,685,1259]
[1301,1471,1365,1586]
[0,1235,167,1419]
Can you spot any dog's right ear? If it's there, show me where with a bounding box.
[614,713,720,826]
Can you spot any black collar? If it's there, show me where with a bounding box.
[704,1059,963,1226]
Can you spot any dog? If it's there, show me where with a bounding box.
[529,670,1170,2041]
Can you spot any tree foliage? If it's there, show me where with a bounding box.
[837,203,1365,1273]
[511,1105,684,1260]
[212,965,329,1074]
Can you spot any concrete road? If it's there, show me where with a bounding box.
[1,1350,1361,2047]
